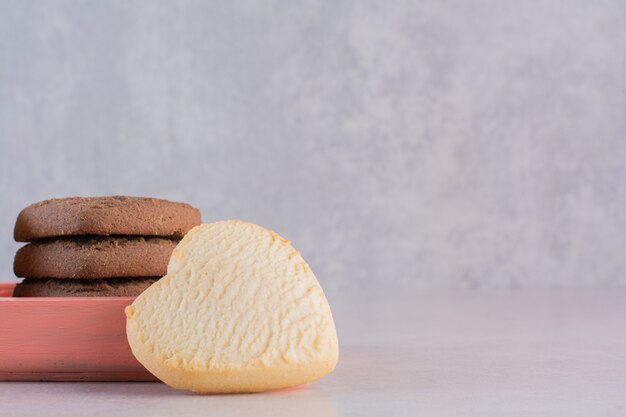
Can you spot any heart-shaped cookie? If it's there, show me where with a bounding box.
[125,220,339,393]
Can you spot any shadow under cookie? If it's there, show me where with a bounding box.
[12,277,160,297]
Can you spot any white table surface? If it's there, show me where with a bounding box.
[1,288,625,417]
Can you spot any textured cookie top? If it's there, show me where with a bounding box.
[14,196,201,241]
[14,237,178,279]
[125,220,338,393]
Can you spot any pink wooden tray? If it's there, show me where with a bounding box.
[0,283,158,381]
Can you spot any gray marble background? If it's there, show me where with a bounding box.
[1,0,625,289]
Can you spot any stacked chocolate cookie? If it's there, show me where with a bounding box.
[12,196,201,297]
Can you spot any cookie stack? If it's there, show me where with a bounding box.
[12,196,201,297]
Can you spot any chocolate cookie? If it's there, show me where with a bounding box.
[14,196,201,242]
[14,237,177,279]
[12,277,160,297]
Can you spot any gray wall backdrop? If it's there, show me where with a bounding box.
[1,1,625,290]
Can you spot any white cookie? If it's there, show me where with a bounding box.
[125,220,339,393]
